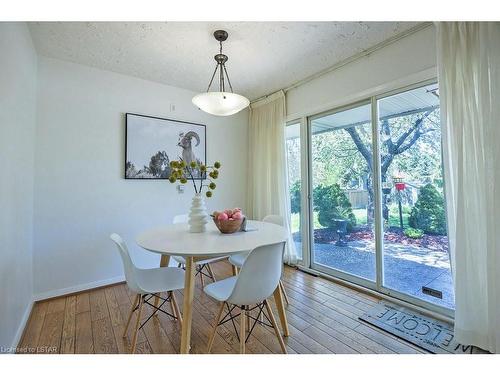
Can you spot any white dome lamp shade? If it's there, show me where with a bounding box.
[192,92,249,117]
[192,30,249,116]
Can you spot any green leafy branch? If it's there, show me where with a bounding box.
[168,159,221,198]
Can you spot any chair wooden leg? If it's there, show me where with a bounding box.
[168,292,176,319]
[239,305,246,354]
[279,280,290,305]
[123,294,140,338]
[130,295,144,354]
[207,302,225,353]
[264,299,287,354]
[170,291,182,326]
[273,284,289,336]
[231,265,238,276]
[207,263,216,282]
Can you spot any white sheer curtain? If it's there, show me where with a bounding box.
[437,22,500,353]
[247,90,298,264]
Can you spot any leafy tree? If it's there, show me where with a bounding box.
[290,180,301,214]
[343,108,440,222]
[313,184,356,231]
[409,184,447,235]
[286,136,301,184]
[145,151,170,178]
[125,161,138,178]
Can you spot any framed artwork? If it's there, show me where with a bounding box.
[125,113,206,179]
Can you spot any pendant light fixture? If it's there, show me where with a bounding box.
[192,30,249,116]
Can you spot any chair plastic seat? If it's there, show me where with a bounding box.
[173,255,228,266]
[135,266,185,294]
[203,276,237,302]
[228,252,249,268]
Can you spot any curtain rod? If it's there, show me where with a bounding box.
[250,22,433,104]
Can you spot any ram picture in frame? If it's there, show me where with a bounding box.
[125,113,206,179]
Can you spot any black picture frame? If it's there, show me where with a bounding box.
[125,112,207,180]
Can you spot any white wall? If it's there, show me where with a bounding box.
[286,25,437,119]
[0,23,37,349]
[33,57,248,298]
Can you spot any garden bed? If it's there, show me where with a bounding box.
[293,225,449,253]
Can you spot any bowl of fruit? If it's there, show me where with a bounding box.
[212,208,244,234]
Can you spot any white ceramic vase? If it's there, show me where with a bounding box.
[188,193,209,233]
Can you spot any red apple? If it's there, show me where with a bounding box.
[217,213,229,221]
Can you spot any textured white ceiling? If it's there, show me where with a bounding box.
[28,22,420,100]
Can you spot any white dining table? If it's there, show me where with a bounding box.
[136,220,289,354]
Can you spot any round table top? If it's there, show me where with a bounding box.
[136,220,287,257]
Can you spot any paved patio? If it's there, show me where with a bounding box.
[294,238,455,309]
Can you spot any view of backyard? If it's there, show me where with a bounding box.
[286,83,454,310]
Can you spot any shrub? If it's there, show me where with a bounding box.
[290,180,301,214]
[404,227,424,239]
[313,184,356,231]
[409,184,447,235]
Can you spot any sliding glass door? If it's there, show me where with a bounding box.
[309,102,376,284]
[291,80,454,315]
[377,83,454,310]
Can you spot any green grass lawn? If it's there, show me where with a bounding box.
[291,204,412,233]
[291,211,322,233]
[388,204,411,228]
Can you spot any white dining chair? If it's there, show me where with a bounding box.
[171,214,227,287]
[204,241,287,354]
[228,214,290,305]
[110,233,185,353]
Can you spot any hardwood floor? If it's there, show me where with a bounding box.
[19,261,426,354]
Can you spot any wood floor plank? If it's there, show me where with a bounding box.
[37,311,64,354]
[20,301,49,352]
[105,287,124,327]
[281,303,375,353]
[75,312,94,353]
[302,325,358,353]
[61,295,76,354]
[76,293,90,314]
[282,335,314,354]
[46,298,66,315]
[89,290,108,322]
[134,341,153,354]
[284,309,312,332]
[92,317,118,354]
[286,324,332,354]
[112,284,131,306]
[112,324,133,354]
[141,318,176,354]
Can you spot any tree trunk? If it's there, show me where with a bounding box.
[365,172,389,225]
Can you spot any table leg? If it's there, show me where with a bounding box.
[273,284,290,337]
[180,256,196,354]
[154,255,170,313]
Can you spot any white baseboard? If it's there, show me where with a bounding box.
[33,275,126,301]
[11,299,35,350]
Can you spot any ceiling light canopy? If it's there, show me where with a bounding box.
[192,30,249,116]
